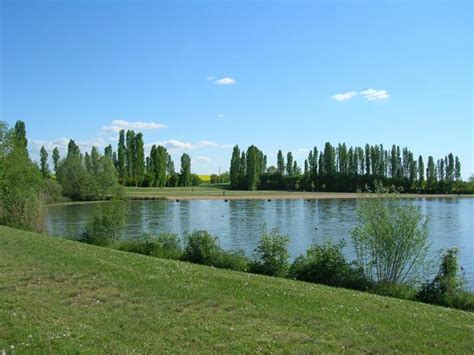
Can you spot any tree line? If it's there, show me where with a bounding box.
[39,128,204,193]
[229,143,468,193]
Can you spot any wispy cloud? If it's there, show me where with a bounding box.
[146,139,231,151]
[31,137,106,154]
[215,77,236,85]
[196,156,211,163]
[217,113,224,118]
[102,120,167,133]
[294,148,310,155]
[359,88,389,101]
[206,76,216,81]
[331,91,357,102]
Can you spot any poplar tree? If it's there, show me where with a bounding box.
[117,130,126,184]
[240,151,247,187]
[13,121,27,149]
[52,146,60,174]
[246,146,260,190]
[277,150,285,175]
[180,153,191,187]
[230,145,241,189]
[426,156,436,191]
[91,146,100,176]
[125,130,135,183]
[133,133,145,187]
[40,146,49,178]
[286,152,294,176]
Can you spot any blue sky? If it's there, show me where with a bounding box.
[1,0,472,177]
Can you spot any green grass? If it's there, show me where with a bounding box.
[1,226,473,353]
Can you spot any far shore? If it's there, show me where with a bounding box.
[47,188,473,206]
[128,192,474,201]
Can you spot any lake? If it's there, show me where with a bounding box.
[45,197,474,289]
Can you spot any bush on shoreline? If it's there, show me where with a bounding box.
[289,240,372,291]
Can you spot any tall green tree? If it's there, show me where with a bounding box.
[91,146,100,176]
[52,147,60,174]
[426,156,436,191]
[133,133,145,187]
[151,145,168,187]
[57,140,88,200]
[323,142,336,176]
[104,144,113,161]
[125,130,136,184]
[13,120,28,149]
[40,146,50,178]
[117,130,126,184]
[417,155,425,183]
[0,121,44,231]
[286,152,294,176]
[230,145,241,189]
[277,150,285,175]
[246,145,261,190]
[180,153,191,187]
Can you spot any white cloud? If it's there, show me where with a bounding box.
[294,148,310,155]
[359,88,389,101]
[31,137,106,156]
[197,140,232,148]
[207,76,216,80]
[102,120,167,133]
[196,156,211,163]
[215,77,236,85]
[217,113,224,118]
[146,139,231,151]
[331,91,357,102]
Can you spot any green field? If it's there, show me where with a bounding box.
[1,226,473,353]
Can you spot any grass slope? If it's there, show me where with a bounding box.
[1,226,473,353]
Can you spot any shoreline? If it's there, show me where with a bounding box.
[48,192,474,206]
[130,192,473,201]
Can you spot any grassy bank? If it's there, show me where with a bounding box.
[123,185,472,201]
[1,226,473,353]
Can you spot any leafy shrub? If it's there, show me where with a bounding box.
[80,200,128,246]
[182,230,221,266]
[214,250,250,272]
[417,248,473,311]
[181,230,250,271]
[250,227,290,277]
[117,233,182,260]
[351,182,431,284]
[289,240,372,291]
[40,178,66,204]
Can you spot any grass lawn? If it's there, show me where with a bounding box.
[1,226,473,353]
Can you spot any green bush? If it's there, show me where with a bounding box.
[289,240,372,291]
[351,182,430,284]
[214,250,250,272]
[181,230,250,271]
[416,248,473,311]
[182,230,221,266]
[80,200,128,246]
[250,227,290,277]
[117,233,182,260]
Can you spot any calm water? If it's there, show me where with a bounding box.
[45,198,474,289]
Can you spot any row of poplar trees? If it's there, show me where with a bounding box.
[229,143,462,193]
[112,129,192,187]
[39,130,194,195]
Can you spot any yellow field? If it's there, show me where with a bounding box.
[198,174,211,182]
